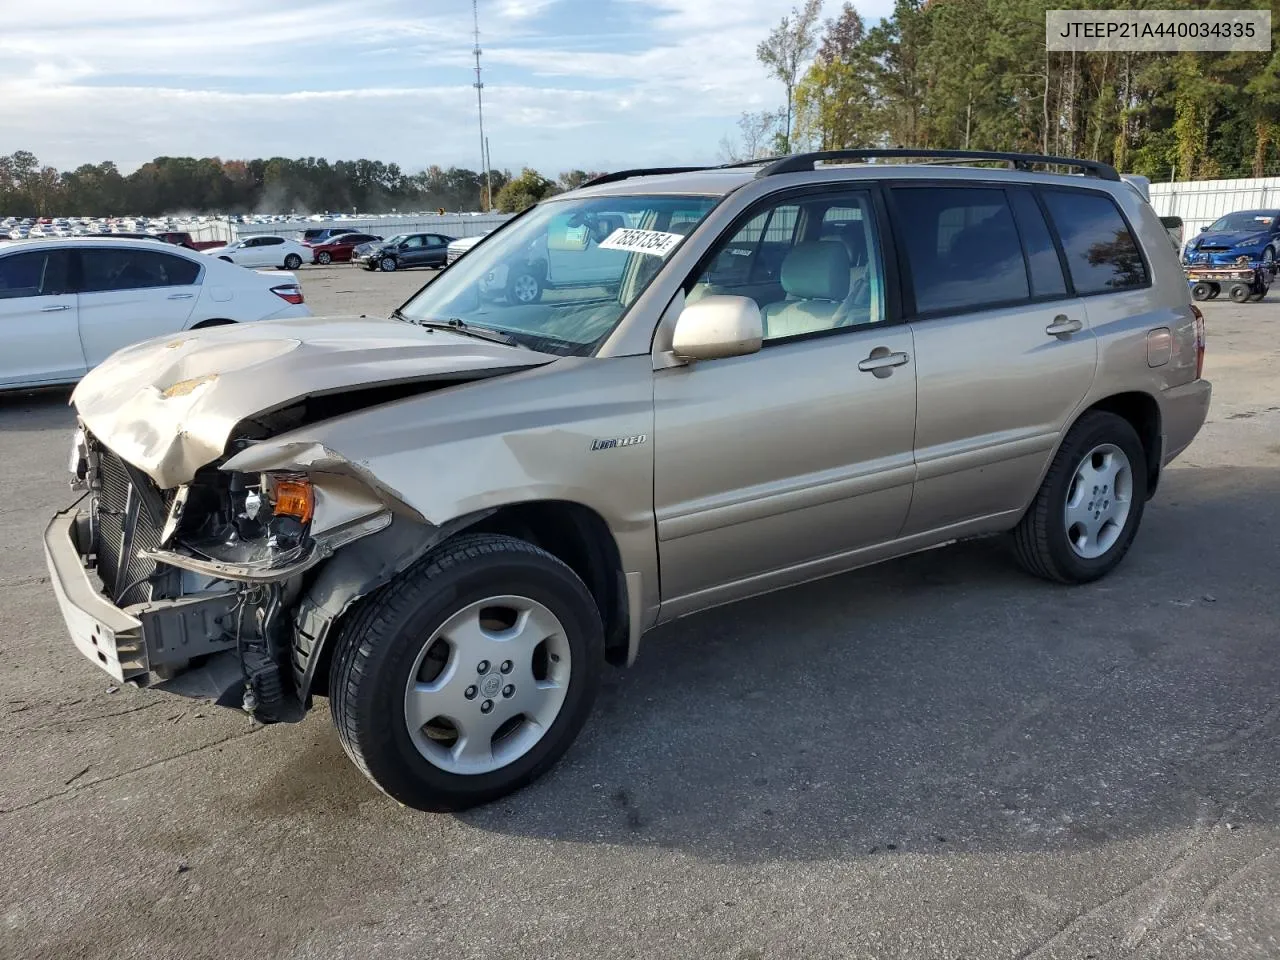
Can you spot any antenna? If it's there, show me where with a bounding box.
[472,0,492,211]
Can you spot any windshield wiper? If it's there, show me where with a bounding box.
[415,317,518,346]
[390,307,409,322]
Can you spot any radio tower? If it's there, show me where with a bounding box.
[472,0,492,211]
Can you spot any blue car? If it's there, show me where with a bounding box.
[1183,209,1280,265]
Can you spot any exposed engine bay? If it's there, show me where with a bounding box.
[71,420,396,723]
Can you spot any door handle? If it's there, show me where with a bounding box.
[857,350,910,373]
[41,304,70,312]
[1046,315,1083,336]
[167,293,194,300]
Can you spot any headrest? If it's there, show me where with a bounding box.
[780,241,851,301]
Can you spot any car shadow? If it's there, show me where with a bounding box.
[0,385,76,431]
[444,464,1280,863]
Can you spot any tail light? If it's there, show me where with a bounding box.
[271,283,304,305]
[1191,304,1205,379]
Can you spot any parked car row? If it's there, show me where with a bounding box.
[0,237,309,389]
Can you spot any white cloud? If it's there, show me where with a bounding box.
[0,0,903,174]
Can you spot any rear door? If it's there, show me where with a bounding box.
[76,246,203,366]
[423,234,450,266]
[890,183,1097,536]
[0,248,82,386]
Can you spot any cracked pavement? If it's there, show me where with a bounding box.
[1,267,1277,959]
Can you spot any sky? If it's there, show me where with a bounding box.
[0,0,894,177]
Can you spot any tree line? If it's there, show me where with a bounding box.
[0,151,603,217]
[731,0,1280,182]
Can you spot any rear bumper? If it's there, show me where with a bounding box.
[43,507,240,689]
[1161,378,1212,466]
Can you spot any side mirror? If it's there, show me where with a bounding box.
[1200,226,1209,233]
[671,295,763,361]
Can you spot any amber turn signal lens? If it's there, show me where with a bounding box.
[271,477,314,524]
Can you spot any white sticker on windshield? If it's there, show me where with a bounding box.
[598,227,685,258]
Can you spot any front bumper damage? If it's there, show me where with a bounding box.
[44,506,244,702]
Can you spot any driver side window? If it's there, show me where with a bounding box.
[688,190,885,341]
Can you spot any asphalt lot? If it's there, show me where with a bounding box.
[2,264,1278,959]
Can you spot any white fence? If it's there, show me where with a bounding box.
[1149,176,1280,237]
[235,213,513,242]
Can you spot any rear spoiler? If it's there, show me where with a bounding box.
[1121,174,1151,202]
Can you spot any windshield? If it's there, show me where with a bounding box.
[397,193,719,356]
[382,234,407,246]
[1207,211,1276,233]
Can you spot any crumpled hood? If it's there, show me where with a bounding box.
[71,315,553,488]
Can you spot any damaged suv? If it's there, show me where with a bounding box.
[46,150,1211,810]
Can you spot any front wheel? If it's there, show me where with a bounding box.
[283,253,302,270]
[1191,282,1212,301]
[507,268,543,304]
[1012,411,1148,584]
[330,534,604,811]
[380,256,397,272]
[316,251,332,265]
[1229,283,1251,303]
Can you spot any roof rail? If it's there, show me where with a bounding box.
[580,167,712,188]
[755,149,1121,182]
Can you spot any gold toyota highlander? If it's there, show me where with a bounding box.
[45,150,1211,810]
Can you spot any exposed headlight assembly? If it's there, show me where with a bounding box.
[143,471,388,582]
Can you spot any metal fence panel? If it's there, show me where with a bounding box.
[1149,177,1280,239]
[234,213,513,242]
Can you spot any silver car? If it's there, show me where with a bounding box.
[45,150,1211,810]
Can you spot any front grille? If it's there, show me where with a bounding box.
[92,444,173,606]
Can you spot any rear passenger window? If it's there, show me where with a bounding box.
[893,187,1028,315]
[80,249,201,292]
[1040,190,1148,293]
[1010,191,1067,297]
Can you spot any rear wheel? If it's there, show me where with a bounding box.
[283,253,302,270]
[1012,411,1147,584]
[1229,283,1251,303]
[1191,282,1212,301]
[330,534,604,811]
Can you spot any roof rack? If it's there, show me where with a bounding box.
[579,157,791,189]
[580,167,712,188]
[755,149,1121,182]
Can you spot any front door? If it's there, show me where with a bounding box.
[887,184,1099,535]
[0,248,82,386]
[653,187,917,617]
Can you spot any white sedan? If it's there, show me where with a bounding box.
[0,237,311,390]
[203,235,311,270]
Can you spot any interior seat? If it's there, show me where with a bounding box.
[761,240,851,338]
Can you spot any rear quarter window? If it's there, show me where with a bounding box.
[1040,190,1148,294]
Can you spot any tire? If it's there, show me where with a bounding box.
[316,251,332,265]
[1207,283,1221,300]
[283,254,303,270]
[1191,282,1212,301]
[330,533,604,811]
[1229,283,1251,303]
[1012,411,1148,584]
[507,267,543,304]
[380,256,398,272]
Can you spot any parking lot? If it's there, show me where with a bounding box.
[1,264,1277,959]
